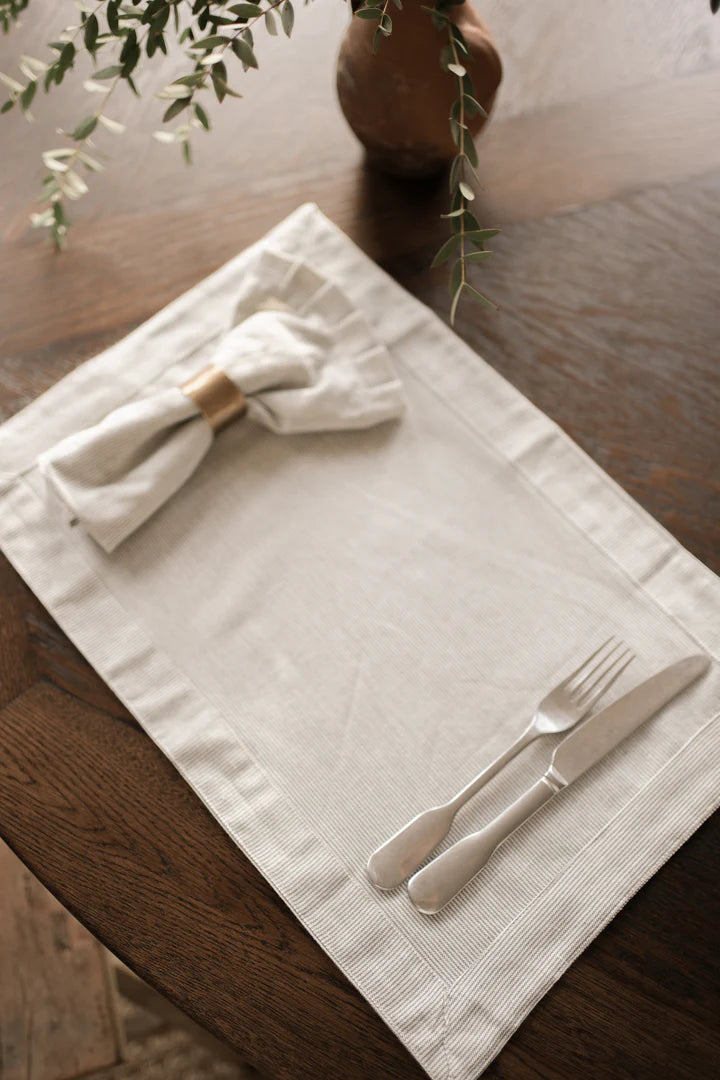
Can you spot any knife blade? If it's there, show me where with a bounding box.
[408,654,710,915]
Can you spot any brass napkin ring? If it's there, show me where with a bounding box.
[180,365,247,433]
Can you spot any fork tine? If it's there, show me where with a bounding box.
[579,653,635,714]
[574,648,635,707]
[569,639,623,693]
[557,637,617,692]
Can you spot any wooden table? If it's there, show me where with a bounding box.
[1,4,719,1078]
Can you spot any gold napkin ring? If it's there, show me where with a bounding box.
[180,365,247,433]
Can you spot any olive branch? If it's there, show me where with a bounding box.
[0,0,497,320]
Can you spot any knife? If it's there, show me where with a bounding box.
[407,654,710,915]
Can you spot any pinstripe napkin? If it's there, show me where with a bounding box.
[0,204,717,1080]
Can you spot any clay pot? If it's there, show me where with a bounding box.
[336,1,502,178]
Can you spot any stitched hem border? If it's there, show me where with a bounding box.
[0,204,717,1080]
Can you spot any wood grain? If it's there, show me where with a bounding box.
[0,2,718,1079]
[0,684,427,1080]
[0,842,123,1080]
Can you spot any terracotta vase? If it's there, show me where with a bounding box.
[336,1,502,178]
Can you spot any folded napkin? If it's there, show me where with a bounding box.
[0,205,718,1080]
[37,248,404,552]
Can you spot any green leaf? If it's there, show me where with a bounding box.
[0,71,23,93]
[1,98,15,113]
[84,13,98,53]
[464,136,478,168]
[431,233,461,267]
[451,31,469,56]
[450,209,480,235]
[159,82,196,99]
[58,42,76,73]
[71,114,97,140]
[441,207,464,219]
[229,3,263,17]
[464,95,487,119]
[199,51,225,67]
[190,35,230,50]
[447,62,466,77]
[163,97,190,122]
[281,0,294,37]
[211,63,227,101]
[420,5,448,23]
[458,180,475,201]
[449,283,464,326]
[78,149,105,169]
[107,1,120,35]
[172,72,205,88]
[464,249,493,263]
[265,9,277,35]
[194,102,210,130]
[182,139,192,165]
[449,259,463,298]
[119,28,138,69]
[355,7,382,18]
[231,37,257,67]
[18,57,48,81]
[448,154,463,192]
[467,228,500,247]
[151,6,169,33]
[93,65,123,79]
[97,115,125,134]
[465,284,498,309]
[19,79,36,110]
[439,44,453,70]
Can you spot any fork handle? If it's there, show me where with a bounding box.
[449,723,536,811]
[366,725,536,890]
[407,777,557,914]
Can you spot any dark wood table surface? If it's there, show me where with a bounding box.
[1,4,719,1079]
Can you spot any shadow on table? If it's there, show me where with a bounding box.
[348,160,449,279]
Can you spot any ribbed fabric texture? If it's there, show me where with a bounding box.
[0,205,717,1080]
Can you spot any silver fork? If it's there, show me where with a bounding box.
[366,638,634,890]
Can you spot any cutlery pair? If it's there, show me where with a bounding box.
[367,642,710,914]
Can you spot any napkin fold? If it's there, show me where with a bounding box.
[37,249,404,553]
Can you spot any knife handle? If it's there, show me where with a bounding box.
[407,777,557,914]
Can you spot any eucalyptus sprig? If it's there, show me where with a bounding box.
[429,0,498,318]
[353,0,497,317]
[1,0,496,319]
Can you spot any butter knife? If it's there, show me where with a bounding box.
[408,654,710,915]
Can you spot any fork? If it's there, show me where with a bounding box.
[366,638,634,890]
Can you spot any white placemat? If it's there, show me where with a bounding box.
[0,204,717,1080]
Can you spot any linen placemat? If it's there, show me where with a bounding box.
[0,204,717,1080]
